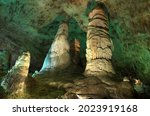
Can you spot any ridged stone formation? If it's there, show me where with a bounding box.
[40,23,71,72]
[84,4,115,77]
[1,52,30,98]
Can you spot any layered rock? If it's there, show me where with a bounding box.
[39,23,71,72]
[1,51,30,98]
[84,2,115,77]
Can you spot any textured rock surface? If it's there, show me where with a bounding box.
[63,77,134,99]
[84,3,115,78]
[0,50,10,74]
[39,23,70,72]
[1,51,30,98]
[0,0,89,31]
[30,65,134,99]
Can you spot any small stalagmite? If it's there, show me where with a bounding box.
[40,23,71,72]
[84,2,115,77]
[70,39,82,65]
[1,51,30,98]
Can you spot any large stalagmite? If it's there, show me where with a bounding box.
[84,2,115,77]
[40,23,71,72]
[1,51,30,98]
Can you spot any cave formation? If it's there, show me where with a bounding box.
[0,0,150,99]
[39,22,71,73]
[1,51,30,98]
[84,3,115,78]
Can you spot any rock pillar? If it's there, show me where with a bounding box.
[84,3,115,77]
[40,23,70,72]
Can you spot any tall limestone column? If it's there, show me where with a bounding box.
[40,23,71,72]
[1,51,30,98]
[84,3,115,78]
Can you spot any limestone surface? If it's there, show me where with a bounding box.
[84,5,115,78]
[40,23,71,72]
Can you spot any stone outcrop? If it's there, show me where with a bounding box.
[39,23,71,72]
[84,2,115,78]
[1,51,30,98]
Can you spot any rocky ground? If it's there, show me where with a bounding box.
[23,65,135,99]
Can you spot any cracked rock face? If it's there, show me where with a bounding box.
[84,5,115,78]
[1,51,30,98]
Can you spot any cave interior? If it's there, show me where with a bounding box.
[0,0,150,99]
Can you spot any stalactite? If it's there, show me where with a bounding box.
[84,3,115,77]
[39,23,71,72]
[1,51,30,98]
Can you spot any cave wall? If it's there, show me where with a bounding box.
[106,0,150,83]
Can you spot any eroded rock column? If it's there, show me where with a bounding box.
[1,52,30,98]
[84,4,115,77]
[40,23,70,72]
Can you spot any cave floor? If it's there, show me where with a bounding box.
[25,65,84,99]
